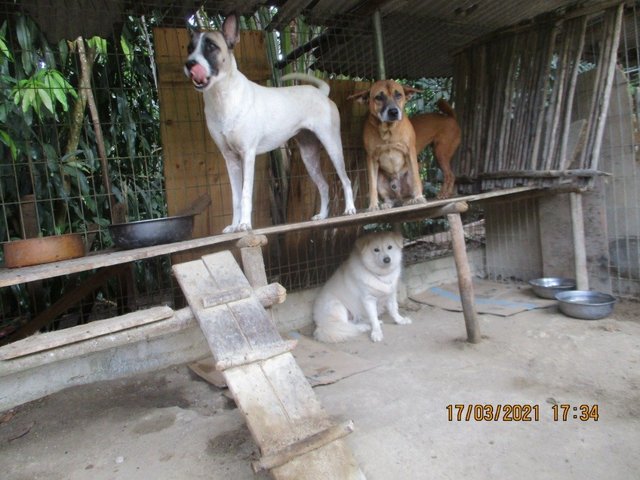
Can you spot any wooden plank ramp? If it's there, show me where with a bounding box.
[172,249,366,479]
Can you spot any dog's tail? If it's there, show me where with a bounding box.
[313,319,371,343]
[280,73,330,97]
[436,98,456,119]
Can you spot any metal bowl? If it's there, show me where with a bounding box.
[554,290,617,320]
[109,215,194,249]
[528,277,576,299]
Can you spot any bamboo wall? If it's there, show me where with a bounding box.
[452,5,624,193]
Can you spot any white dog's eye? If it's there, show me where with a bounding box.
[374,248,380,252]
[387,245,393,250]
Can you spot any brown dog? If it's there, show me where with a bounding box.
[349,80,425,211]
[410,99,461,199]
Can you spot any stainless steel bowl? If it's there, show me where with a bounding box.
[528,277,576,299]
[554,290,616,320]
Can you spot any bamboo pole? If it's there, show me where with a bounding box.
[589,5,624,172]
[558,17,588,170]
[77,38,115,219]
[372,9,386,80]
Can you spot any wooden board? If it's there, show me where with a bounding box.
[172,250,365,479]
[173,252,283,361]
[0,187,540,288]
[0,305,173,360]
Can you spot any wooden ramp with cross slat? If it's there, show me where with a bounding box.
[172,243,366,479]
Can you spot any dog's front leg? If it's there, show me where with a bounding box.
[403,145,426,206]
[236,149,258,231]
[367,156,381,211]
[386,290,412,325]
[222,153,244,233]
[362,295,383,342]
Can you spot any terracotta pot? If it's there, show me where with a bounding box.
[3,233,86,268]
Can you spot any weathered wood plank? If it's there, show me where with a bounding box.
[0,305,174,360]
[224,353,331,453]
[253,421,355,472]
[173,252,284,358]
[0,187,540,289]
[174,249,365,479]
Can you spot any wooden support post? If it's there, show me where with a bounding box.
[447,213,481,343]
[237,234,269,288]
[570,192,589,290]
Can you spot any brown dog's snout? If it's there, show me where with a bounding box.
[386,107,400,120]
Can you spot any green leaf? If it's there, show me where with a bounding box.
[37,89,54,114]
[16,16,35,75]
[0,38,13,62]
[21,88,36,113]
[120,35,133,63]
[0,129,18,160]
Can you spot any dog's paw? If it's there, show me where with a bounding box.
[222,224,237,234]
[367,204,380,212]
[395,315,412,325]
[343,206,357,216]
[370,329,383,342]
[436,192,451,199]
[380,201,394,210]
[356,323,372,333]
[404,196,427,206]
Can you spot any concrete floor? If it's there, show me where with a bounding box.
[1,297,639,480]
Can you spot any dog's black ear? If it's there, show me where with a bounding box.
[221,13,240,49]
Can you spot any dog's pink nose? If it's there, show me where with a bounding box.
[189,63,208,84]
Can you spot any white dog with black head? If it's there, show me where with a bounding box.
[184,13,357,232]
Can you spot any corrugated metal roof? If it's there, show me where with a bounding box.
[16,0,626,78]
[267,0,622,78]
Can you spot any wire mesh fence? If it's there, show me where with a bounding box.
[1,1,638,342]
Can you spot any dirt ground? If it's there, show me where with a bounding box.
[1,295,639,480]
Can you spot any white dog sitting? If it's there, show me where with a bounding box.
[313,231,412,343]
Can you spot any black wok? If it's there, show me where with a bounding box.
[108,194,210,250]
[109,215,195,249]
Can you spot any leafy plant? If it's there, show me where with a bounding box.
[11,68,76,120]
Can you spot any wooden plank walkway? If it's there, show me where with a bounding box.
[173,247,366,479]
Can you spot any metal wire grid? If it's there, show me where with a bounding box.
[6,2,637,338]
[0,2,192,330]
[601,3,640,299]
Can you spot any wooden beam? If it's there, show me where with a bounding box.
[0,187,538,289]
